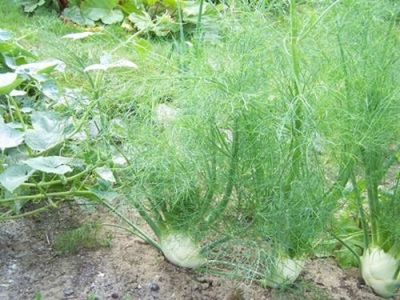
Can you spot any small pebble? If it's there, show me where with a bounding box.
[149,283,160,292]
[63,288,74,296]
[111,292,119,299]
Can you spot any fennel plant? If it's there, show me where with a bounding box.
[177,1,338,287]
[103,86,240,268]
[246,0,337,287]
[326,1,400,297]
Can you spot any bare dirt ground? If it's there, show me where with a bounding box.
[0,205,395,300]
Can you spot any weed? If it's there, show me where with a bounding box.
[34,291,43,300]
[53,222,112,254]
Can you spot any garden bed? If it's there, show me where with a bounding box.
[2,1,400,299]
[0,205,386,300]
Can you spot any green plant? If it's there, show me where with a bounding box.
[0,29,136,219]
[324,0,400,297]
[100,0,337,282]
[53,222,111,254]
[221,0,339,288]
[5,1,400,297]
[34,291,43,300]
[100,105,239,267]
[19,0,63,13]
[87,291,102,300]
[19,0,223,38]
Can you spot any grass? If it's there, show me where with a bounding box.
[1,0,400,297]
[0,1,177,117]
[52,222,112,254]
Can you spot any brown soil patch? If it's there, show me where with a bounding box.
[0,205,394,300]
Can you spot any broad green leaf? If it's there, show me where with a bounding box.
[90,180,118,201]
[154,14,180,36]
[163,0,181,8]
[0,54,19,70]
[16,59,65,74]
[0,119,24,150]
[84,59,137,72]
[95,167,116,183]
[23,156,74,174]
[61,32,99,40]
[101,9,124,25]
[128,12,154,32]
[62,6,96,27]
[21,0,46,13]
[3,145,30,165]
[41,80,61,101]
[182,0,204,16]
[25,111,70,151]
[146,0,158,6]
[118,0,140,14]
[0,72,23,94]
[0,41,37,60]
[81,0,118,21]
[182,1,218,22]
[0,165,34,193]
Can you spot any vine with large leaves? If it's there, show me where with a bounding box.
[20,0,224,37]
[0,29,137,219]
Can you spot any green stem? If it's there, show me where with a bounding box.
[205,117,239,225]
[351,172,369,249]
[130,197,164,240]
[202,124,218,207]
[93,71,104,100]
[100,200,161,252]
[20,168,93,188]
[8,96,26,130]
[110,146,164,240]
[0,190,95,203]
[196,0,204,39]
[365,173,380,246]
[175,0,187,71]
[290,0,301,94]
[361,148,380,247]
[0,199,70,221]
[8,96,32,156]
[286,0,303,188]
[176,0,186,50]
[102,222,161,253]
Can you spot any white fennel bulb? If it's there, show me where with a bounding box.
[262,258,305,288]
[361,247,400,298]
[160,233,206,268]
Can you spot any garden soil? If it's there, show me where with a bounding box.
[0,205,395,300]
